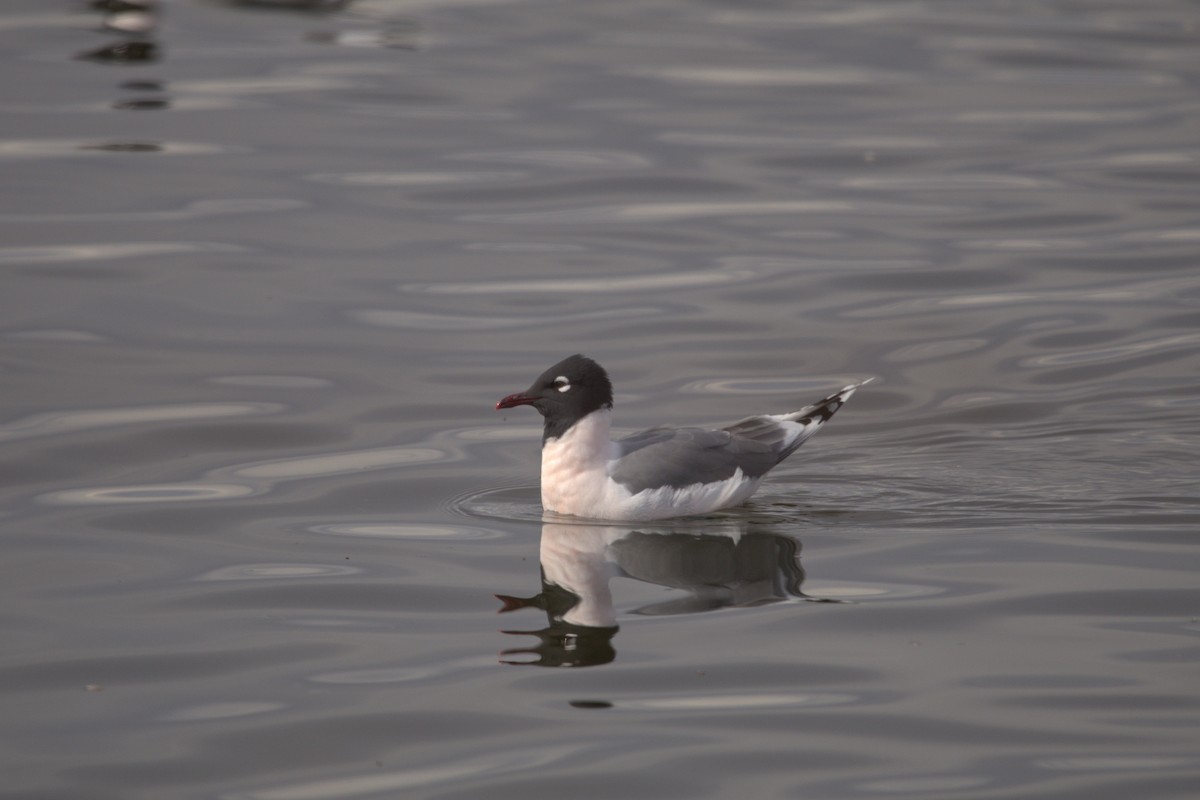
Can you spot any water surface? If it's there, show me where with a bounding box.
[2,0,1198,798]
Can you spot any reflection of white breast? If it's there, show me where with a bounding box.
[539,524,624,628]
[537,520,799,626]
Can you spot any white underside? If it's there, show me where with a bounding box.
[539,410,763,521]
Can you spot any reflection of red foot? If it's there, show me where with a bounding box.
[495,593,536,613]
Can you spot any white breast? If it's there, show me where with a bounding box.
[540,409,616,516]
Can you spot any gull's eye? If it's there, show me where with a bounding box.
[553,376,571,393]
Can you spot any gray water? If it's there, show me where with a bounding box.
[3,1,1199,797]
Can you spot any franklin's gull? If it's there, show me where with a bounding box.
[496,354,869,521]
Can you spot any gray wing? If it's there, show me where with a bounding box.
[609,380,872,495]
[609,425,780,494]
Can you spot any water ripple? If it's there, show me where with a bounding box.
[620,692,858,711]
[448,149,651,169]
[803,582,947,601]
[2,329,110,343]
[0,13,88,32]
[0,199,305,224]
[1121,227,1200,243]
[712,8,923,27]
[224,744,585,800]
[461,242,586,253]
[1021,332,1200,368]
[839,174,1058,190]
[309,523,503,540]
[308,667,442,685]
[952,109,1153,124]
[36,445,446,507]
[41,484,256,505]
[858,775,990,793]
[884,338,991,363]
[171,76,355,96]
[0,242,248,264]
[305,171,525,187]
[0,140,239,158]
[227,448,444,480]
[31,418,562,507]
[658,132,940,150]
[463,200,852,224]
[161,702,286,722]
[989,69,1179,87]
[195,564,362,581]
[628,66,902,87]
[400,257,920,295]
[0,402,284,443]
[1036,755,1198,772]
[447,485,542,523]
[349,306,663,330]
[209,376,334,389]
[838,274,1200,319]
[1094,151,1200,168]
[399,268,758,295]
[957,238,1091,251]
[2,97,264,115]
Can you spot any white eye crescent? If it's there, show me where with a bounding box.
[554,376,570,393]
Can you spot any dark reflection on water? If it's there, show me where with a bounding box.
[498,585,620,668]
[111,98,170,110]
[221,0,352,12]
[80,0,160,63]
[78,141,162,152]
[498,521,823,667]
[77,40,159,62]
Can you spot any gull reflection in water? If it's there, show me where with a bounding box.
[497,520,823,667]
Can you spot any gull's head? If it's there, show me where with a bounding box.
[496,354,614,434]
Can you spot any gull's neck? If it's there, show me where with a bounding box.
[542,408,613,462]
